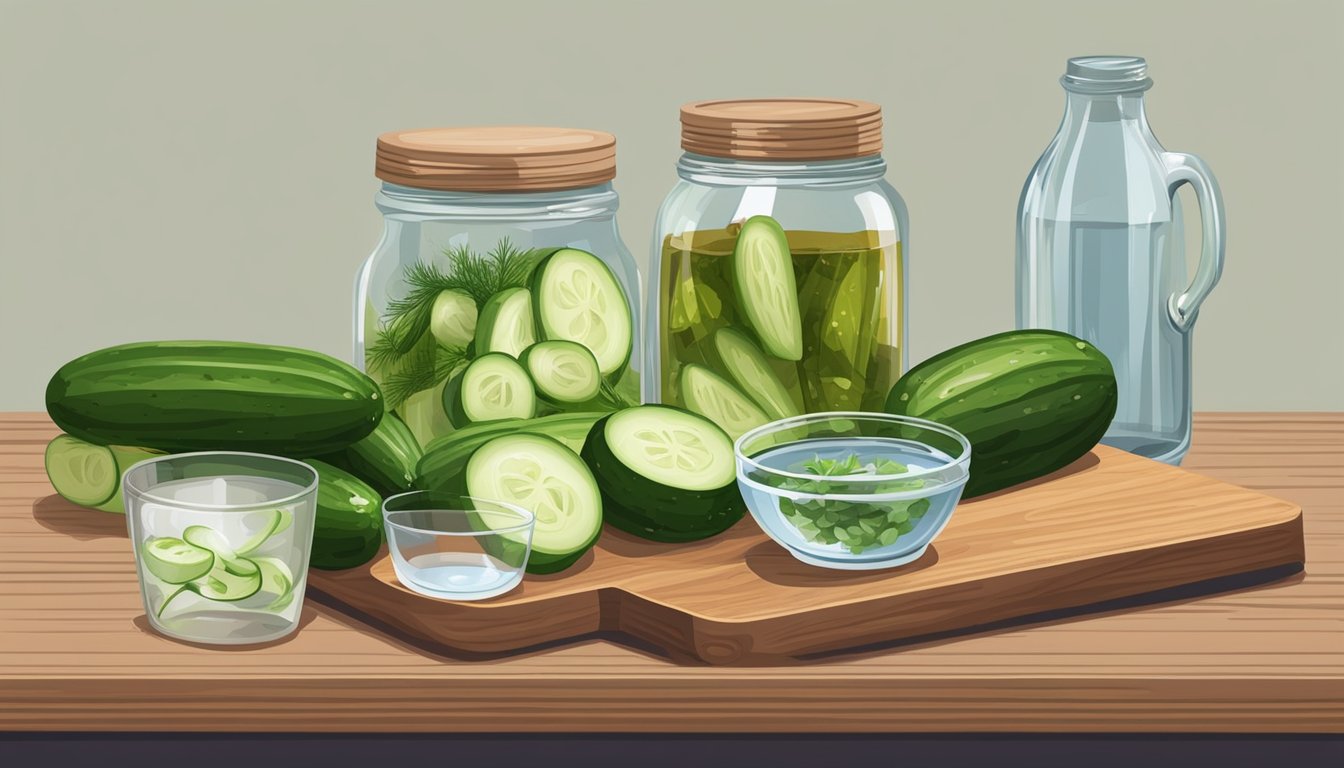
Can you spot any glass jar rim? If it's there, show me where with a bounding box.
[122,451,320,512]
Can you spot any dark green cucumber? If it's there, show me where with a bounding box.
[46,341,383,455]
[304,458,384,570]
[884,329,1118,498]
[580,406,744,543]
[416,412,604,492]
[314,412,422,496]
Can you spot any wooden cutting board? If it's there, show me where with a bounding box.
[307,445,1304,665]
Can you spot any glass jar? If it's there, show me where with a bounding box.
[356,127,640,447]
[647,99,909,438]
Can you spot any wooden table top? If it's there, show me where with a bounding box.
[1,412,1340,733]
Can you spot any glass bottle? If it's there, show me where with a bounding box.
[647,99,909,439]
[1016,57,1225,465]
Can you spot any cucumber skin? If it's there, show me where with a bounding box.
[314,413,422,496]
[580,413,745,543]
[303,458,384,570]
[416,412,604,490]
[46,341,383,455]
[884,329,1118,498]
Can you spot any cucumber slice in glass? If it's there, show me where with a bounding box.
[732,216,803,361]
[429,288,478,348]
[475,287,536,358]
[465,433,601,570]
[519,340,602,405]
[188,557,263,602]
[712,327,802,420]
[443,353,537,427]
[182,525,238,561]
[254,556,297,611]
[679,364,770,441]
[233,508,285,557]
[602,406,735,492]
[141,537,215,584]
[531,248,632,378]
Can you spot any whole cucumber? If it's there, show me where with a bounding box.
[46,341,383,456]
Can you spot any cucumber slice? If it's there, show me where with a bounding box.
[519,340,602,405]
[678,364,770,441]
[712,327,802,421]
[732,215,803,361]
[233,508,285,557]
[443,353,537,427]
[429,288,478,348]
[254,556,297,610]
[188,556,263,602]
[141,537,215,584]
[464,433,601,574]
[602,406,735,492]
[475,287,536,358]
[581,407,745,543]
[531,248,632,378]
[183,525,238,561]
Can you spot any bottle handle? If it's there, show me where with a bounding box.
[1162,152,1226,332]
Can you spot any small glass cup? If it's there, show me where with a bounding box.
[382,491,534,601]
[123,452,319,645]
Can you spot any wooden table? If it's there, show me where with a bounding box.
[1,413,1340,734]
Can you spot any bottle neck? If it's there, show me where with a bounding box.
[1061,90,1151,129]
[375,182,619,221]
[675,152,887,187]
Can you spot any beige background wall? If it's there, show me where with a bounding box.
[1,0,1340,411]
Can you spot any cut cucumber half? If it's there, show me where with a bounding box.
[443,353,537,427]
[712,327,802,421]
[581,407,745,543]
[519,340,602,405]
[732,215,803,361]
[475,287,536,358]
[531,248,632,378]
[141,537,215,584]
[602,406,735,492]
[464,433,601,574]
[429,288,478,348]
[44,436,161,512]
[678,364,770,441]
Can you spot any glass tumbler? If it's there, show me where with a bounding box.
[123,452,319,645]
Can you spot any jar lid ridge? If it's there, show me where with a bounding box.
[679,98,883,160]
[375,126,616,192]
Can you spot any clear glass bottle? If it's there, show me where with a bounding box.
[356,127,640,447]
[647,99,909,437]
[1016,57,1225,465]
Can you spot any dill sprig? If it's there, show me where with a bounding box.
[366,238,548,408]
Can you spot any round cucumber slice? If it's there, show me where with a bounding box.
[141,537,215,584]
[732,216,803,361]
[44,435,118,507]
[603,406,735,492]
[678,364,770,441]
[429,288,478,348]
[444,353,537,426]
[465,433,601,570]
[519,340,602,404]
[712,327,802,420]
[531,248,632,378]
[189,559,263,602]
[475,287,536,358]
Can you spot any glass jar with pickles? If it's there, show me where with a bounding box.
[356,127,641,448]
[647,99,909,438]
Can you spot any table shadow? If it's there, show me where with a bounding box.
[130,606,320,651]
[745,541,941,588]
[32,494,127,540]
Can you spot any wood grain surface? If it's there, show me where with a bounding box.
[309,445,1303,664]
[1,413,1341,733]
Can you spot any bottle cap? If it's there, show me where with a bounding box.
[679,98,883,160]
[1062,56,1153,94]
[375,126,616,192]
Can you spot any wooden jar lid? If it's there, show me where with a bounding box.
[375,126,616,192]
[679,98,883,160]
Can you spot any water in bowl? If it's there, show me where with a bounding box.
[391,551,521,600]
[741,435,963,567]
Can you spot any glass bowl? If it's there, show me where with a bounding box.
[382,491,535,601]
[734,412,971,570]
